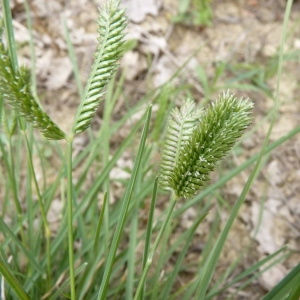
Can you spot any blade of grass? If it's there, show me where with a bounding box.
[133,193,177,300]
[0,133,22,216]
[205,246,288,299]
[140,177,158,300]
[208,157,268,295]
[226,252,289,300]
[262,263,300,300]
[66,136,76,300]
[161,212,208,299]
[96,105,152,300]
[47,262,88,300]
[23,133,52,288]
[287,273,300,300]
[193,141,268,300]
[0,218,43,274]
[0,258,30,300]
[101,78,117,258]
[126,147,146,299]
[193,0,292,297]
[93,191,108,257]
[153,223,173,300]
[2,0,18,70]
[77,192,108,298]
[31,115,146,276]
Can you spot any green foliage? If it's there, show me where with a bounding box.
[73,0,127,134]
[0,0,298,299]
[160,92,253,199]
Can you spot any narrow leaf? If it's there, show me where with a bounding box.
[97,105,152,300]
[0,258,30,300]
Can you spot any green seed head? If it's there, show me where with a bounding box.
[159,98,203,190]
[159,91,253,199]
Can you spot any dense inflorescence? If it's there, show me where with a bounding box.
[73,0,127,134]
[159,91,253,199]
[159,99,203,190]
[0,42,66,140]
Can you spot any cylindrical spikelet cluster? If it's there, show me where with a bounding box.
[159,91,253,199]
[159,99,203,190]
[0,42,66,140]
[73,0,127,134]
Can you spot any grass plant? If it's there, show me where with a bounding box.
[0,0,300,299]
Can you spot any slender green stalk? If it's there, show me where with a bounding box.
[2,0,26,244]
[0,259,30,300]
[23,134,51,287]
[92,192,107,257]
[66,136,76,300]
[161,212,208,299]
[0,217,44,274]
[262,263,300,300]
[25,134,34,260]
[49,262,88,300]
[194,2,292,298]
[149,211,172,300]
[23,0,38,100]
[126,147,147,299]
[7,136,21,212]
[133,194,177,300]
[140,177,158,300]
[2,0,18,70]
[205,246,287,299]
[102,90,112,258]
[96,105,152,300]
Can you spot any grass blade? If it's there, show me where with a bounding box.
[205,246,288,299]
[0,258,30,300]
[140,177,158,300]
[161,212,208,299]
[96,105,152,300]
[262,263,300,300]
[0,218,43,274]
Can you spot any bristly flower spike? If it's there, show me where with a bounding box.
[73,0,127,135]
[159,99,203,190]
[0,43,66,140]
[159,91,253,199]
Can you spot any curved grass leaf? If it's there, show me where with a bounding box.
[73,0,127,134]
[262,263,300,300]
[97,105,152,300]
[0,258,30,300]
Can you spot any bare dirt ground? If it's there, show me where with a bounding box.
[6,0,300,298]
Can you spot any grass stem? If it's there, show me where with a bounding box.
[23,133,52,288]
[133,194,177,300]
[66,136,76,300]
